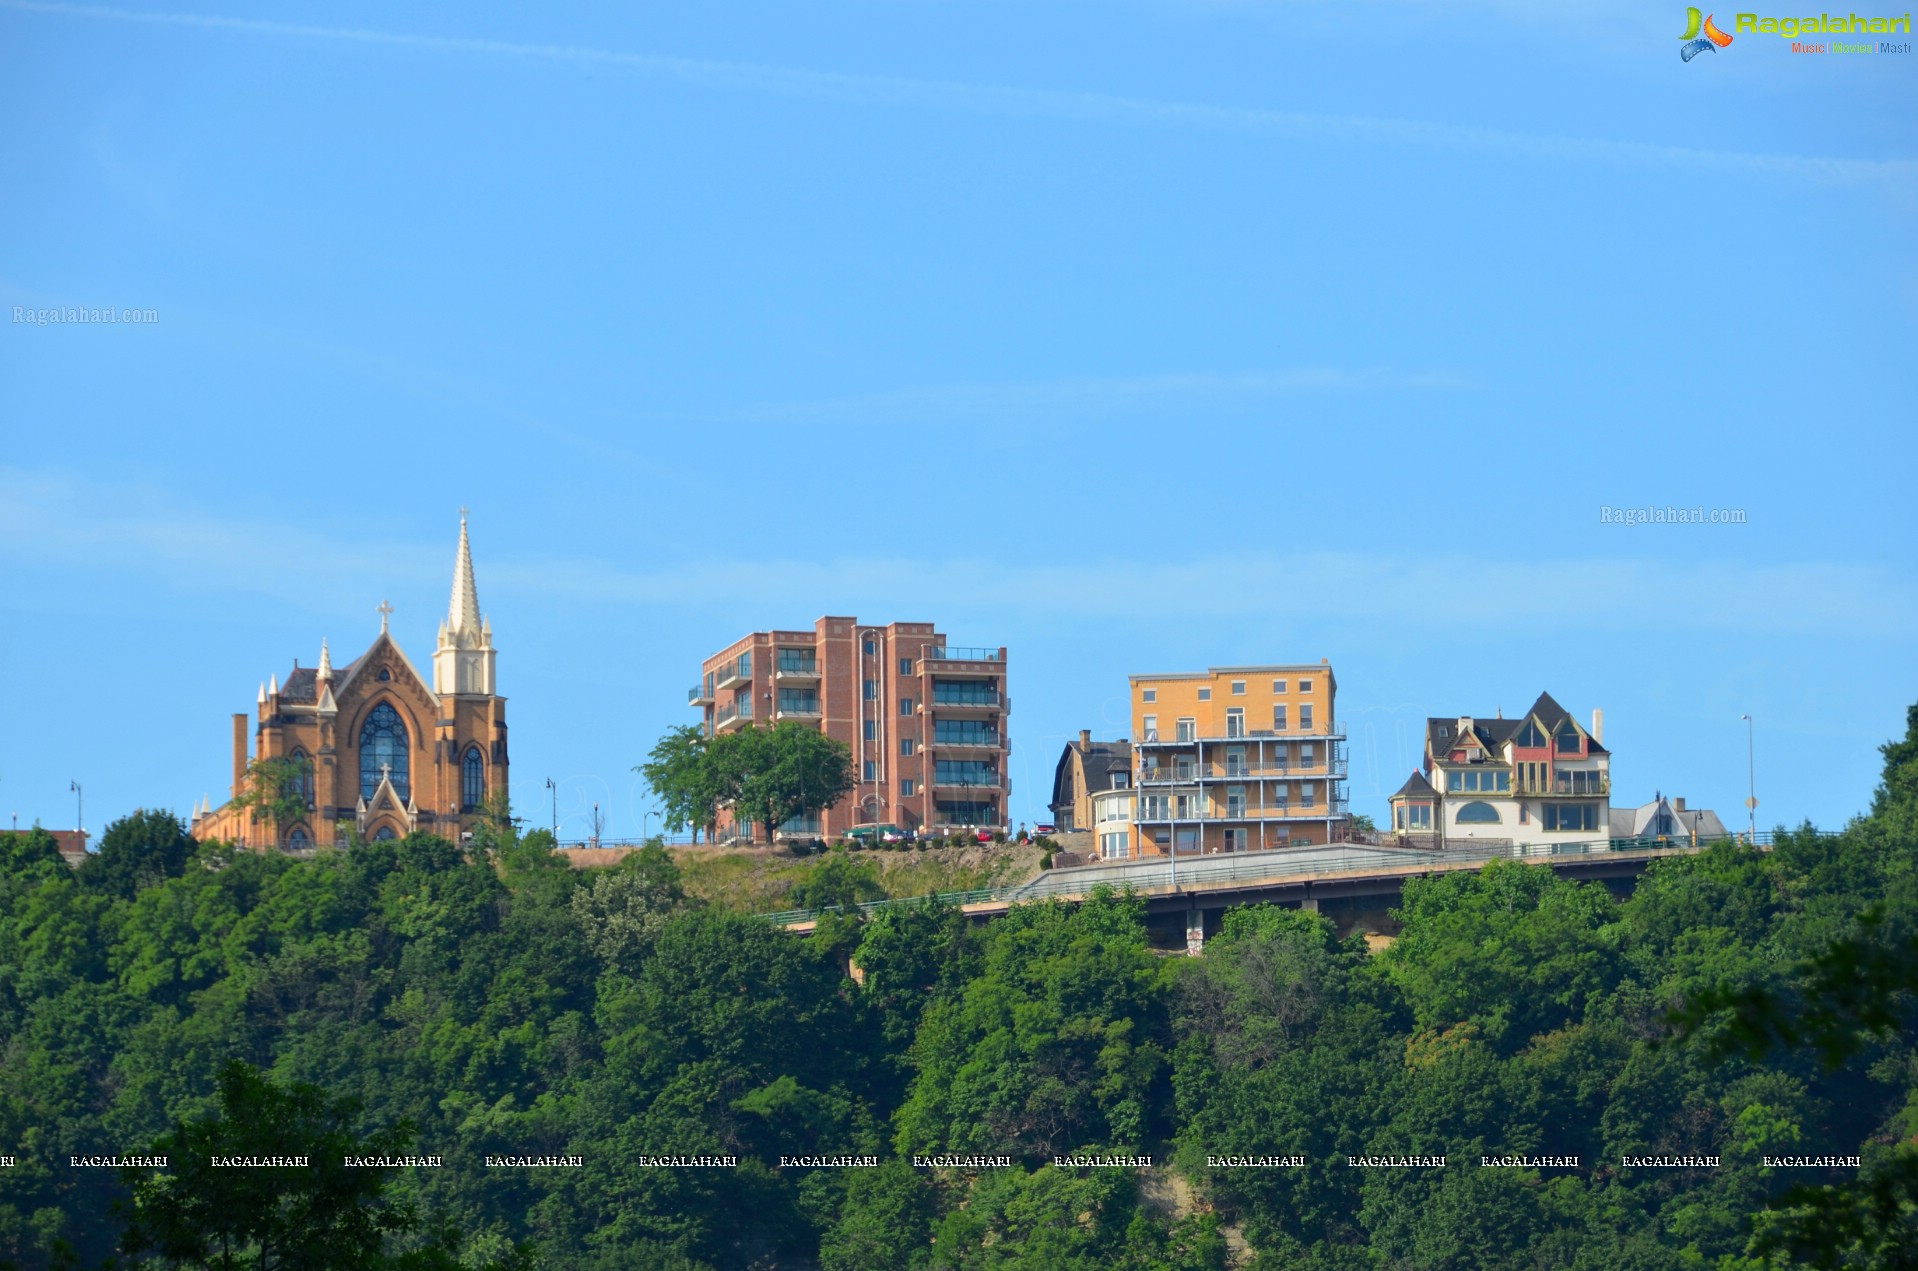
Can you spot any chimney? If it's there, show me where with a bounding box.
[231,713,249,796]
[1080,729,1091,750]
[1592,709,1604,743]
[1674,797,1686,813]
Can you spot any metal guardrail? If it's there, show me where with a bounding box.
[757,831,1807,927]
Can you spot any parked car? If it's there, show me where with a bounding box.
[1034,823,1057,835]
[844,823,906,843]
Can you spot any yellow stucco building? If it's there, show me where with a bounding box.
[1128,661,1348,857]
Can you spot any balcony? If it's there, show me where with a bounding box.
[1518,771,1610,796]
[689,684,712,705]
[713,702,755,732]
[774,703,823,720]
[933,733,1002,751]
[929,690,1003,714]
[921,647,1003,675]
[714,660,750,691]
[774,658,821,682]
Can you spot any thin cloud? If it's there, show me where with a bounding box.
[729,369,1472,425]
[7,471,1914,638]
[5,0,1911,187]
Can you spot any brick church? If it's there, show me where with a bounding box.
[192,516,508,849]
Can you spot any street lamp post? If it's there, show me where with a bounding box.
[1740,714,1757,842]
[70,781,82,836]
[544,777,557,840]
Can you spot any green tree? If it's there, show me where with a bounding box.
[119,1060,471,1269]
[716,723,856,845]
[229,756,315,844]
[79,809,197,899]
[638,725,724,843]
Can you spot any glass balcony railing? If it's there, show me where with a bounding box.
[931,689,1002,708]
[924,646,1002,663]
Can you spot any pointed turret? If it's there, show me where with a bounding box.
[318,638,333,681]
[268,674,279,698]
[257,681,267,707]
[445,512,482,643]
[433,510,497,696]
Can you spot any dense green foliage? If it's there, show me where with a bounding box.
[640,721,856,845]
[3,707,1915,1268]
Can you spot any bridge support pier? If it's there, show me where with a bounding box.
[1185,908,1205,957]
[1300,894,1320,913]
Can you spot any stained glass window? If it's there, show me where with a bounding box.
[288,750,314,804]
[463,747,484,810]
[359,702,409,801]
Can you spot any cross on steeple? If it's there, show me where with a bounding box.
[377,599,393,632]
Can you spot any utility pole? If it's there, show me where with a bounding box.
[1740,714,1757,842]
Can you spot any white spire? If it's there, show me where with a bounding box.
[318,638,332,680]
[446,509,481,640]
[433,510,496,696]
[257,681,267,706]
[268,674,279,697]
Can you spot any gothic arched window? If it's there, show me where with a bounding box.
[287,826,310,850]
[462,747,484,811]
[288,749,314,804]
[359,702,410,802]
[371,825,399,842]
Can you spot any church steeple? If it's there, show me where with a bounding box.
[432,511,497,696]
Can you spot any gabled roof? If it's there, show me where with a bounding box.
[1392,770,1438,800]
[333,630,437,704]
[1427,691,1608,761]
[1050,737,1134,809]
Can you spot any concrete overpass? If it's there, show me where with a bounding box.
[768,833,1781,946]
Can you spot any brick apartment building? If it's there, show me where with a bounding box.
[692,618,1008,839]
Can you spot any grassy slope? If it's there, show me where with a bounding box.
[669,840,1047,913]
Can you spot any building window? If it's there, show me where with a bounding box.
[899,697,914,715]
[1456,801,1501,824]
[1224,827,1247,851]
[1543,803,1599,832]
[1227,787,1246,817]
[864,640,876,655]
[864,679,878,700]
[1300,744,1315,768]
[1300,679,1314,693]
[1272,679,1287,693]
[901,738,916,756]
[1142,714,1159,740]
[287,826,310,850]
[1197,687,1212,701]
[1226,708,1245,738]
[1556,724,1582,755]
[1176,718,1196,742]
[358,702,410,801]
[372,825,398,842]
[1230,680,1246,695]
[1299,704,1314,730]
[863,760,876,781]
[1454,769,1510,793]
[1142,688,1157,703]
[1273,705,1288,731]
[1301,782,1316,807]
[1402,805,1431,830]
[288,749,314,804]
[1448,771,1464,792]
[900,658,914,676]
[462,747,484,810]
[901,779,915,797]
[1517,721,1546,748]
[934,720,997,746]
[1101,831,1128,859]
[864,720,876,741]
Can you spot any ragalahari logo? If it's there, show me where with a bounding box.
[1680,7,1737,57]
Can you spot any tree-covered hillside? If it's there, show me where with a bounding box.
[3,707,1915,1269]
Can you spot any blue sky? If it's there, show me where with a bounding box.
[2,0,1913,842]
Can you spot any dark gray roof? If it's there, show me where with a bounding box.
[1392,770,1437,799]
[1050,738,1133,811]
[281,667,319,704]
[1426,690,1608,759]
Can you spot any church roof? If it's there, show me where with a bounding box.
[280,667,319,704]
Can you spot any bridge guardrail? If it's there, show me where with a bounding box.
[760,830,1807,926]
